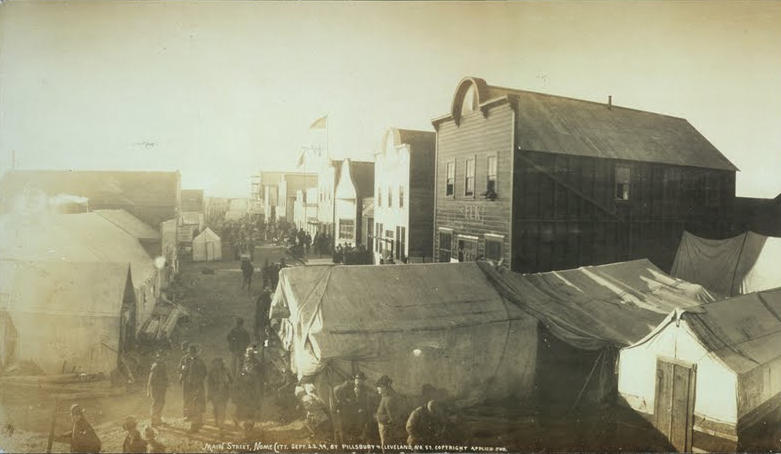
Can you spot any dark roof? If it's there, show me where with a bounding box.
[438,77,738,172]
[0,170,181,210]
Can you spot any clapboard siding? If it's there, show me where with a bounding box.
[434,105,515,264]
[512,150,736,273]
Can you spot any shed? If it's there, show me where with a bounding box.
[617,288,781,452]
[671,231,781,296]
[192,227,222,262]
[0,260,136,375]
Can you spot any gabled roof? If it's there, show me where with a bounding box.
[0,260,131,317]
[481,258,721,350]
[680,288,781,374]
[193,227,221,243]
[0,213,156,285]
[94,209,161,241]
[436,77,738,172]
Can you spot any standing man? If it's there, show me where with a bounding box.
[241,258,254,292]
[178,341,190,418]
[255,286,273,342]
[58,404,101,453]
[333,372,377,443]
[146,351,168,427]
[180,344,208,433]
[207,358,232,435]
[227,317,251,378]
[375,375,407,452]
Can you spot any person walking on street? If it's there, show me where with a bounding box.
[146,352,168,427]
[241,258,254,292]
[207,358,232,434]
[406,400,446,451]
[58,404,101,453]
[180,344,208,433]
[121,416,147,453]
[227,317,251,377]
[255,287,273,342]
[375,375,407,452]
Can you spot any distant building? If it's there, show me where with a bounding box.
[278,173,317,222]
[373,128,436,263]
[293,187,319,235]
[733,193,781,237]
[432,77,738,272]
[181,189,205,213]
[334,159,374,248]
[0,170,181,227]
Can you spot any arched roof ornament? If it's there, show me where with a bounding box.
[450,77,489,126]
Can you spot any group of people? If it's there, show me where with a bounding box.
[282,372,466,452]
[56,404,164,453]
[239,257,287,294]
[332,242,373,265]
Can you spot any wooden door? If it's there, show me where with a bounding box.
[654,358,696,452]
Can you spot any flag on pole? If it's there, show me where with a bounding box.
[310,115,327,130]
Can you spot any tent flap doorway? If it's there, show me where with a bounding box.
[654,358,696,452]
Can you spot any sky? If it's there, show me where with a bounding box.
[0,1,779,198]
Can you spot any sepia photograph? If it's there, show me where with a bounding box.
[0,1,780,452]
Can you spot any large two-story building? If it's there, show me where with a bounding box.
[432,77,738,273]
[334,159,375,248]
[372,128,436,263]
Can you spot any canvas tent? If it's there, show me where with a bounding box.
[0,213,160,326]
[0,260,136,375]
[192,227,222,262]
[270,259,719,409]
[617,288,781,452]
[671,231,781,296]
[480,259,721,410]
[94,209,162,256]
[270,262,538,402]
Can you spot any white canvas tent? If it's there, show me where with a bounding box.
[617,288,781,452]
[0,260,136,375]
[270,262,538,402]
[671,231,781,296]
[192,227,222,262]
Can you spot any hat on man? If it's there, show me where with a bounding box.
[354,371,367,381]
[122,416,138,431]
[181,341,190,351]
[70,404,85,416]
[376,375,393,387]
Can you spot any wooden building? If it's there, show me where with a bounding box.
[333,159,375,248]
[372,128,436,263]
[0,170,181,227]
[432,77,738,273]
[733,193,781,237]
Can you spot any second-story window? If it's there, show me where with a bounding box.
[465,158,475,197]
[399,186,404,208]
[387,186,392,208]
[377,187,382,207]
[487,156,497,194]
[615,164,630,201]
[446,162,455,196]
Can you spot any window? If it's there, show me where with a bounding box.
[399,186,404,208]
[376,223,383,252]
[705,173,720,207]
[438,231,453,263]
[465,158,475,197]
[486,156,497,194]
[384,230,394,258]
[387,186,392,208]
[339,219,355,241]
[395,226,406,260]
[615,164,630,201]
[446,162,455,196]
[377,187,382,207]
[485,236,503,261]
[457,237,478,262]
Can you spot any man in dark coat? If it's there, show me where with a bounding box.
[255,287,273,342]
[333,372,378,443]
[180,344,208,432]
[146,352,168,427]
[121,416,147,453]
[241,258,254,292]
[375,375,407,452]
[59,404,101,453]
[227,318,251,377]
[207,358,232,434]
[406,400,446,449]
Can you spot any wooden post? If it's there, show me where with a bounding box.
[46,398,58,454]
